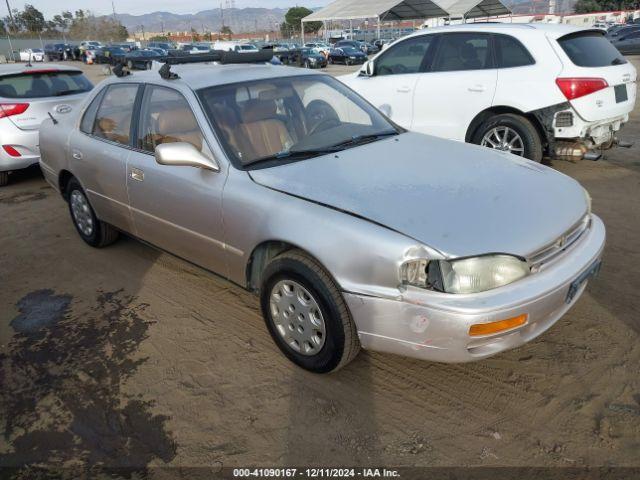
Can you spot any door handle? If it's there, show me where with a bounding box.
[468,85,486,92]
[72,149,83,160]
[397,86,412,93]
[130,168,144,182]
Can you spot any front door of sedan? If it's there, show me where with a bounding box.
[69,83,140,233]
[345,35,437,128]
[126,85,229,276]
[412,32,497,141]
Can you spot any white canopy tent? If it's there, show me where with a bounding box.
[301,0,512,43]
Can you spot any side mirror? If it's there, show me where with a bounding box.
[360,60,374,77]
[155,142,219,172]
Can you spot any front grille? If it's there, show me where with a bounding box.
[528,215,591,269]
[555,111,574,128]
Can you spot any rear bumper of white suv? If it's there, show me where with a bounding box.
[554,108,628,148]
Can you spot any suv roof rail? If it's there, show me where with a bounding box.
[158,50,276,80]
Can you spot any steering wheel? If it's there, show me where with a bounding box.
[309,117,341,135]
[306,100,341,135]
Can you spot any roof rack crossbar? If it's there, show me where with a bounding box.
[157,50,276,80]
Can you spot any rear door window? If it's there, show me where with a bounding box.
[494,34,534,68]
[92,84,139,146]
[432,33,493,71]
[376,35,435,76]
[557,31,626,67]
[0,70,93,99]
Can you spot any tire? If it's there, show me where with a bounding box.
[66,178,119,248]
[260,249,360,373]
[472,113,543,162]
[0,172,8,187]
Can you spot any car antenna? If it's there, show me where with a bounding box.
[159,63,180,80]
[113,63,130,78]
[47,112,58,125]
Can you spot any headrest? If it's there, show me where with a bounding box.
[157,109,199,135]
[241,99,277,123]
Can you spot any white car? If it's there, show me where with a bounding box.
[342,24,637,162]
[19,48,44,62]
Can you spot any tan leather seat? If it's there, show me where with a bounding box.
[155,109,203,151]
[240,100,292,159]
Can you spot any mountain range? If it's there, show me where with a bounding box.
[113,1,571,35]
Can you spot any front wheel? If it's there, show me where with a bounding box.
[67,178,119,248]
[472,113,543,162]
[260,250,360,373]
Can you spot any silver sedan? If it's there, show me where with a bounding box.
[39,64,605,373]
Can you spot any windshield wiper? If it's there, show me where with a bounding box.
[330,131,399,150]
[243,147,340,168]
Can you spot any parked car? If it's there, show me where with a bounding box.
[94,46,127,65]
[360,42,380,54]
[19,48,44,62]
[335,39,369,54]
[180,44,211,54]
[606,25,640,38]
[123,49,163,69]
[146,47,168,56]
[148,41,174,51]
[83,46,98,64]
[328,46,367,65]
[304,42,331,56]
[39,60,605,372]
[610,30,640,55]
[342,23,637,162]
[44,43,74,61]
[292,47,328,68]
[0,64,93,186]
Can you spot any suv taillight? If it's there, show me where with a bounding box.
[0,103,29,119]
[556,78,608,100]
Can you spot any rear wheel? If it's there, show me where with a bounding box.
[0,172,8,187]
[66,178,119,248]
[260,250,360,373]
[472,113,543,162]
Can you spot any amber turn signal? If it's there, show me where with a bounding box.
[469,314,528,337]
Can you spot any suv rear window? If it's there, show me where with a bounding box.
[0,70,93,99]
[557,31,627,67]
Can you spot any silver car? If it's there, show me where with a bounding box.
[39,63,606,373]
[0,64,93,186]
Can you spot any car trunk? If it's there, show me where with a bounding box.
[0,69,92,131]
[553,30,637,122]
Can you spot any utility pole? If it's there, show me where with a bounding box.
[112,0,117,20]
[5,0,16,33]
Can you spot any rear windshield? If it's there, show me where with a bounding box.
[0,70,93,99]
[558,31,627,67]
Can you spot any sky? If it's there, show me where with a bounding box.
[7,0,332,18]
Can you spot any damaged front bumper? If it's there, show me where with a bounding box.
[345,215,606,363]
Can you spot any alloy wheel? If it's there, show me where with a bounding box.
[480,126,525,156]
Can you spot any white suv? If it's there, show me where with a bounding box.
[341,24,637,162]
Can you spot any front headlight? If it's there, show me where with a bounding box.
[401,255,530,294]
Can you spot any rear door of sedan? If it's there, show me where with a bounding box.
[69,82,140,233]
[126,84,229,276]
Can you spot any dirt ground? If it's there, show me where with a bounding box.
[1,59,639,475]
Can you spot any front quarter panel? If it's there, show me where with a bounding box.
[223,168,443,299]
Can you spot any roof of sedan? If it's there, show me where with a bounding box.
[120,63,321,90]
[0,63,83,77]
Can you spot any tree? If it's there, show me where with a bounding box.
[284,6,322,34]
[19,4,46,33]
[0,19,6,35]
[574,0,604,11]
[221,25,233,35]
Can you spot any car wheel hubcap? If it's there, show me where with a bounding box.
[481,126,525,156]
[270,280,326,356]
[70,190,94,237]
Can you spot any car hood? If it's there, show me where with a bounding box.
[249,132,589,258]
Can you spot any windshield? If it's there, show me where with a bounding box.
[198,75,400,169]
[0,70,93,99]
[342,47,359,54]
